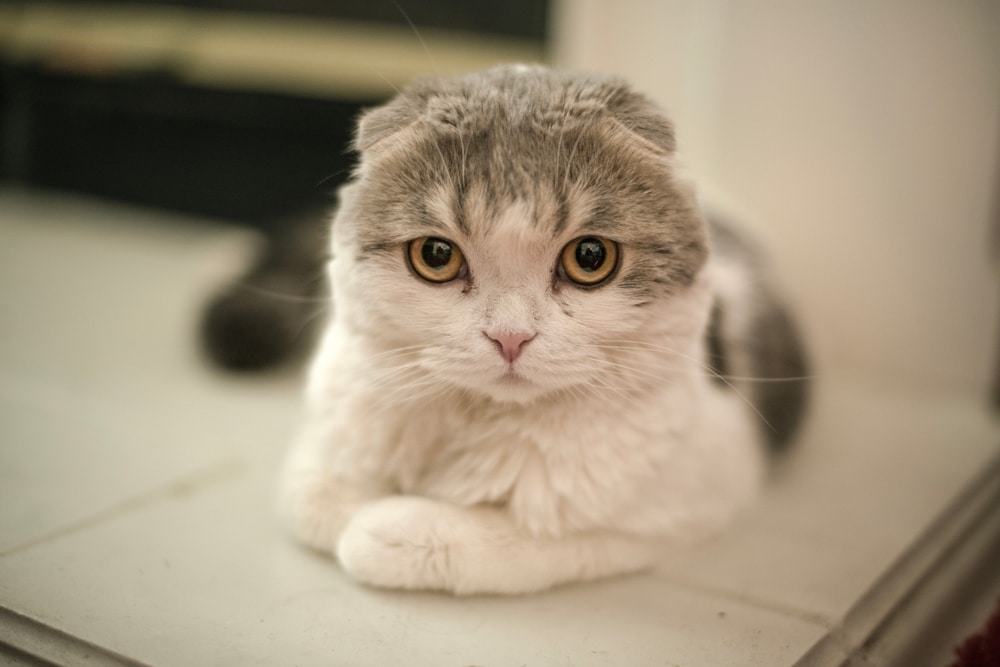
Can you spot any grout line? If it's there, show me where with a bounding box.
[652,570,836,629]
[0,457,246,559]
[0,372,173,434]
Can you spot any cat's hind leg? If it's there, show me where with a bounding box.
[336,495,660,595]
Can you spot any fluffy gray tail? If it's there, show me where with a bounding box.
[704,217,811,452]
[200,208,329,371]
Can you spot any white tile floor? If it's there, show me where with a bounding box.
[0,188,997,666]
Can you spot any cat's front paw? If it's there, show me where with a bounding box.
[279,468,366,554]
[336,496,461,593]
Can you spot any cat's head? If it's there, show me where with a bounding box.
[329,65,710,404]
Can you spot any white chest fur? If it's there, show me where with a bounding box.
[305,324,764,543]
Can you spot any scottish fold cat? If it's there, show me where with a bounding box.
[279,65,808,594]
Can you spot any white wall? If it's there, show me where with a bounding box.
[553,0,1000,396]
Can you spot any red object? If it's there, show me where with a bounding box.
[950,597,1000,667]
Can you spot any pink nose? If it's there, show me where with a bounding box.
[486,331,535,363]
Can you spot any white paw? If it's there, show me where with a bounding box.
[336,496,458,592]
[278,469,361,554]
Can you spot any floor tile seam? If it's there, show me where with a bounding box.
[0,371,180,434]
[0,457,246,559]
[650,570,835,630]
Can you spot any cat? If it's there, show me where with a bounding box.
[277,64,809,595]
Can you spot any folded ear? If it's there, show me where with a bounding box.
[354,94,423,152]
[355,72,676,155]
[355,78,475,153]
[601,82,677,155]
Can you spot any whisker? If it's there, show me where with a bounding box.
[363,64,404,97]
[562,128,587,191]
[455,384,484,421]
[291,305,331,341]
[375,377,452,413]
[356,344,428,365]
[598,340,818,383]
[393,1,439,75]
[458,125,469,190]
[582,381,631,404]
[712,375,814,383]
[230,282,330,304]
[363,361,427,389]
[414,112,456,194]
[708,377,776,435]
[365,369,423,393]
[317,167,353,188]
[584,356,680,388]
[595,340,778,435]
[560,367,636,404]
[365,344,426,357]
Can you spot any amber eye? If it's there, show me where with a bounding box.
[560,236,619,286]
[408,237,465,283]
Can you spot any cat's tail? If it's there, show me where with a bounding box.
[200,208,330,371]
[705,215,811,452]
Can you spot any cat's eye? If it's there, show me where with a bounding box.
[408,237,465,283]
[560,236,619,286]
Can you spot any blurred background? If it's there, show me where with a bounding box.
[2,0,998,395]
[0,0,548,230]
